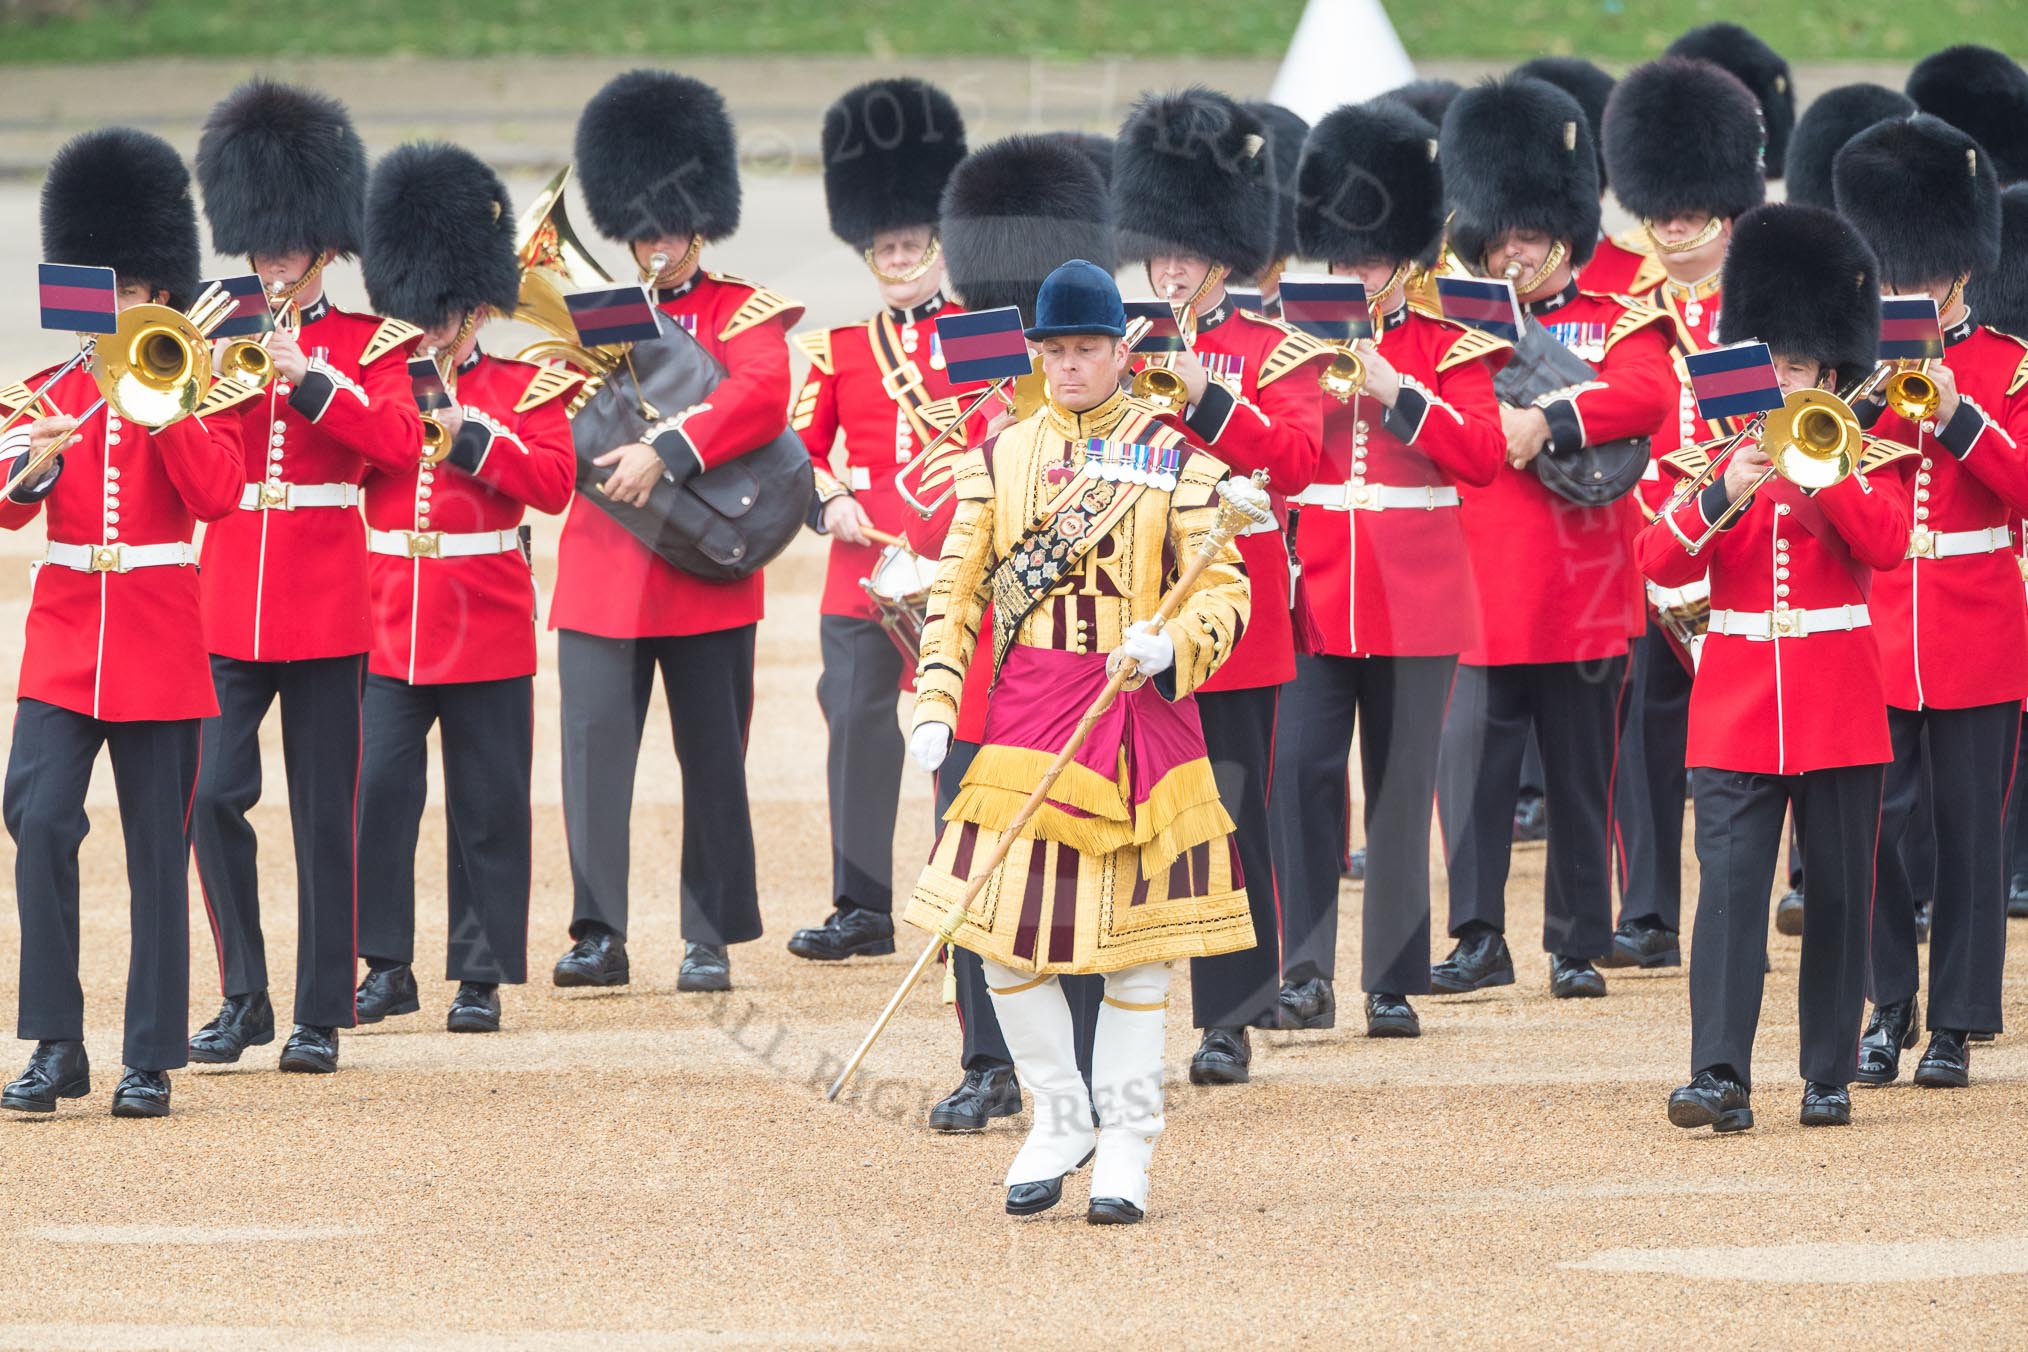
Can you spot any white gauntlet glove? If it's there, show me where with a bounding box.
[909,722,952,774]
[1107,620,1174,679]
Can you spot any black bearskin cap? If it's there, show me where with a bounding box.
[43,127,201,310]
[1665,23,1794,178]
[939,135,1115,324]
[820,78,968,249]
[362,142,520,331]
[1835,113,2001,286]
[1375,79,1461,130]
[1440,75,1602,269]
[1968,184,2028,338]
[1297,100,1442,266]
[196,80,367,258]
[1244,100,1310,265]
[1907,45,2028,185]
[1112,88,1277,277]
[1603,58,1766,222]
[575,70,741,244]
[1047,132,1115,187]
[1718,204,1880,381]
[1514,57,1614,189]
[1787,83,1917,211]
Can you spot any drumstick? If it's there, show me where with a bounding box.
[862,526,905,550]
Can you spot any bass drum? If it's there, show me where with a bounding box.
[568,311,812,582]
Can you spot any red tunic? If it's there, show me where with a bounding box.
[1458,287,1676,666]
[0,363,244,721]
[792,295,975,620]
[1577,232,1667,299]
[1638,276,1734,517]
[1155,303,1328,690]
[1866,324,2028,710]
[904,438,994,745]
[199,299,425,662]
[362,353,577,685]
[1295,305,1508,657]
[550,271,803,639]
[1639,438,1913,774]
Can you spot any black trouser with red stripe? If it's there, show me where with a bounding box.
[6,701,198,1071]
[193,653,365,1029]
[1689,764,1881,1088]
[1870,703,2018,1034]
[1272,653,1457,994]
[817,615,907,913]
[1190,685,1282,1029]
[1437,657,1625,959]
[1612,623,1693,931]
[942,739,1100,1079]
[558,626,761,949]
[357,674,533,984]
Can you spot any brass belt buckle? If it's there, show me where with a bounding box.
[1769,609,1803,639]
[1908,527,1935,558]
[90,545,123,573]
[260,481,288,509]
[406,531,441,558]
[1349,483,1374,510]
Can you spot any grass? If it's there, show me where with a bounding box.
[0,0,2020,63]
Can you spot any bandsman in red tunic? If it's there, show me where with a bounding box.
[1596,56,1768,970]
[783,78,970,965]
[188,82,426,1074]
[1428,76,1676,1000]
[1645,205,1911,1133]
[548,71,803,994]
[1240,100,1308,318]
[1112,88,1331,1083]
[0,130,244,1117]
[1515,56,1652,301]
[1269,99,1509,1040]
[348,144,577,1035]
[1835,114,2028,1087]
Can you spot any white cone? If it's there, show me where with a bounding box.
[984,961,1096,1188]
[1090,961,1171,1213]
[1268,0,1418,127]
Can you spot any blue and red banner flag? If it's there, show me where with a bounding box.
[1879,295,1944,362]
[1123,300,1187,353]
[200,273,274,339]
[39,263,118,334]
[1278,275,1372,341]
[1436,276,1522,343]
[567,285,663,347]
[935,306,1034,385]
[1684,341,1786,422]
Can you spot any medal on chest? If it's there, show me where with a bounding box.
[1547,320,1607,363]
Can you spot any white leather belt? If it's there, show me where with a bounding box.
[45,540,196,574]
[1293,481,1460,512]
[369,528,521,560]
[847,466,873,492]
[1906,525,2012,559]
[239,482,360,511]
[1707,604,1870,640]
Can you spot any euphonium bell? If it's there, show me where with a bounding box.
[1318,345,1365,403]
[1761,388,1861,490]
[96,302,214,427]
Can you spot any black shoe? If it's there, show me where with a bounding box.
[1189,1027,1251,1085]
[1799,1081,1851,1127]
[110,1069,171,1118]
[2009,873,2028,919]
[2,1040,89,1113]
[1342,848,1366,881]
[278,1025,338,1074]
[354,963,420,1024]
[1600,921,1681,969]
[677,942,731,993]
[446,983,501,1034]
[928,1065,1021,1132]
[1087,1198,1145,1225]
[1969,1030,1996,1043]
[1276,977,1336,1030]
[1550,955,1607,999]
[1006,1148,1093,1217]
[187,991,276,1064]
[1668,1069,1753,1133]
[1914,898,1933,945]
[786,905,896,961]
[1774,889,1805,937]
[1512,792,1547,843]
[1913,1029,1970,1088]
[1365,992,1420,1038]
[552,928,629,988]
[1431,928,1515,994]
[1854,1000,1919,1086]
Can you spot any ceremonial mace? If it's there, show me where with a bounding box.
[826,470,1274,1100]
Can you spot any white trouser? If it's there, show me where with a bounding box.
[1090,962,1169,1211]
[983,960,1097,1188]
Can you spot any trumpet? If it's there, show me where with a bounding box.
[215,283,302,391]
[1853,358,1941,423]
[1659,387,1864,553]
[1129,291,1201,414]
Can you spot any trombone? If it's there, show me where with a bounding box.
[216,283,302,391]
[2,283,236,499]
[1128,295,1195,413]
[1659,386,1866,554]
